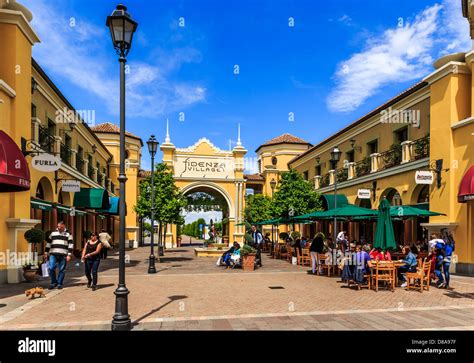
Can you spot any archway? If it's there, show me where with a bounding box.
[355,197,374,243]
[180,183,233,245]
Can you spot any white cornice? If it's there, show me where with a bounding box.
[176,138,232,155]
[423,61,470,85]
[316,157,429,193]
[0,9,40,45]
[0,79,16,98]
[451,116,474,130]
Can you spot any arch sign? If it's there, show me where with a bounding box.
[161,137,247,244]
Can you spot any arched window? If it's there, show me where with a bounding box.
[417,185,429,204]
[36,183,45,200]
[386,189,402,206]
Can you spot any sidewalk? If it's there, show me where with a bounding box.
[1,245,473,330]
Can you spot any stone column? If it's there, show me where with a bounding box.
[83,158,89,176]
[54,135,62,155]
[370,153,380,173]
[329,170,336,185]
[31,117,40,145]
[70,149,77,169]
[92,167,98,183]
[347,162,355,179]
[401,141,413,164]
[314,175,321,189]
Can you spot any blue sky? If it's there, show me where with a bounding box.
[24,0,470,173]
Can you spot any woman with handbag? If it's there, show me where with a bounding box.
[81,232,103,291]
[98,229,112,259]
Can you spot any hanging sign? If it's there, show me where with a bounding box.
[415,170,434,185]
[31,154,61,172]
[357,189,371,199]
[62,180,80,193]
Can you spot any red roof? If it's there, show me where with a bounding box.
[0,131,31,192]
[458,165,474,203]
[91,122,143,143]
[256,133,311,152]
[244,173,265,182]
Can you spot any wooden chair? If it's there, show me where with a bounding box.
[358,272,372,290]
[279,244,288,260]
[406,260,431,292]
[301,248,311,266]
[319,254,334,276]
[371,261,395,292]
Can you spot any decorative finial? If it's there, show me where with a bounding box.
[165,118,171,143]
[237,123,242,146]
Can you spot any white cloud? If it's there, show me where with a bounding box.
[327,1,471,113]
[24,0,206,118]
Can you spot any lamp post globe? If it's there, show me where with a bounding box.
[108,3,137,332]
[270,178,276,196]
[147,135,159,274]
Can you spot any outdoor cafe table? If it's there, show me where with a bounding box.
[370,260,406,288]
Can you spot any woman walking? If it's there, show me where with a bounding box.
[81,232,103,291]
[310,232,325,275]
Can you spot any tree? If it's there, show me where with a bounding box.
[243,194,273,224]
[272,169,322,218]
[134,163,188,254]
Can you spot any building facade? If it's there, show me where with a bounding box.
[0,1,142,283]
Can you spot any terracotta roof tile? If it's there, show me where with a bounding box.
[256,133,311,152]
[91,122,142,141]
[244,173,265,181]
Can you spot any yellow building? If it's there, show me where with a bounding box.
[0,1,143,283]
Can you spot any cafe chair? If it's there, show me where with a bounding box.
[286,245,294,263]
[406,260,431,293]
[319,254,334,276]
[371,261,395,292]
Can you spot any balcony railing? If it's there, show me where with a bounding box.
[88,164,95,179]
[97,172,103,185]
[320,173,330,188]
[336,168,348,183]
[38,125,55,153]
[60,142,72,166]
[355,157,371,177]
[413,135,430,160]
[379,144,402,171]
[76,155,84,174]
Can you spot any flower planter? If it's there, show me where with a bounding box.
[242,253,256,271]
[23,268,39,282]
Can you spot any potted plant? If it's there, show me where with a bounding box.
[22,261,39,282]
[24,228,45,254]
[279,232,289,242]
[290,231,301,240]
[241,243,257,271]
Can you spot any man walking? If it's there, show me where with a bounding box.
[44,221,74,289]
[251,225,263,267]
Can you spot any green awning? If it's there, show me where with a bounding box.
[97,196,119,215]
[390,205,445,219]
[73,188,110,209]
[31,199,53,211]
[320,194,349,210]
[56,204,71,214]
[296,204,377,220]
[74,209,87,217]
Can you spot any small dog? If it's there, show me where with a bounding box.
[25,287,46,299]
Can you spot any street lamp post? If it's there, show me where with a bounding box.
[270,178,276,197]
[147,135,159,273]
[107,4,138,331]
[330,146,342,250]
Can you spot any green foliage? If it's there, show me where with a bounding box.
[241,243,256,256]
[134,163,188,225]
[244,233,254,244]
[291,231,301,240]
[143,222,153,233]
[279,232,289,240]
[243,194,273,224]
[182,218,206,239]
[24,229,45,244]
[272,169,322,218]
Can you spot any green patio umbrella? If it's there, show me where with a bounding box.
[374,198,397,250]
[389,205,445,219]
[297,204,377,220]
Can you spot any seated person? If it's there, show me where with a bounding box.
[369,248,392,261]
[354,244,373,285]
[221,242,239,267]
[226,242,241,268]
[398,245,418,287]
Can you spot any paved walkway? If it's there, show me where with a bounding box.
[1,238,473,330]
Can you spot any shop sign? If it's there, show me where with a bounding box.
[62,180,80,193]
[357,189,371,199]
[415,170,434,185]
[31,154,61,172]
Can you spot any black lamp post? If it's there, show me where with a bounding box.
[107,3,137,331]
[330,146,342,249]
[147,135,159,273]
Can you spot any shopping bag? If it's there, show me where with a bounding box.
[292,256,297,265]
[216,256,222,266]
[41,262,49,277]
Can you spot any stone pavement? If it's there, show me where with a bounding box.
[1,237,473,330]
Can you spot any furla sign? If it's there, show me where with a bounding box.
[32,154,61,172]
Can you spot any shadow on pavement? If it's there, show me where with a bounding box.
[132,295,188,327]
